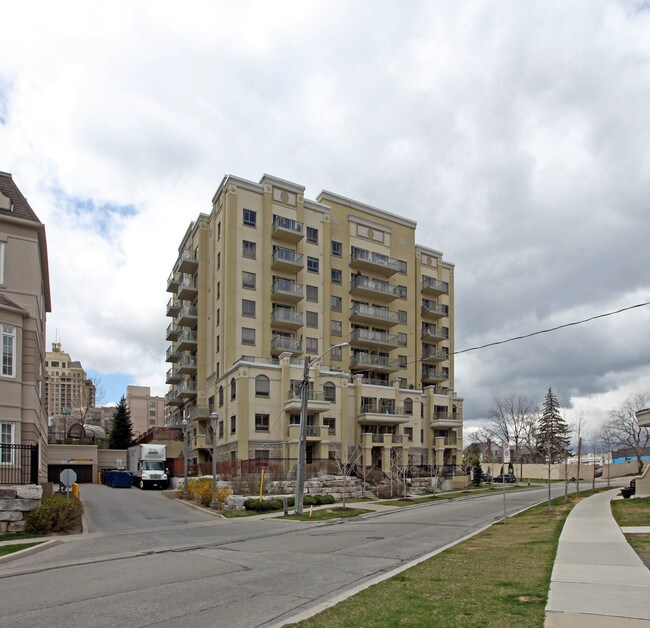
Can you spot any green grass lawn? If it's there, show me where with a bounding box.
[0,532,41,543]
[0,542,42,557]
[611,497,650,527]
[296,491,602,628]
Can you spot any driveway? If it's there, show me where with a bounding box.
[81,484,216,533]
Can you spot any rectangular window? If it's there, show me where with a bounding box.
[397,285,407,299]
[323,417,336,435]
[331,269,342,284]
[330,346,342,361]
[330,320,342,337]
[398,355,407,368]
[404,427,413,442]
[242,271,256,290]
[218,421,224,439]
[307,257,319,273]
[216,335,220,352]
[243,208,257,227]
[331,240,342,257]
[0,422,14,463]
[306,227,318,244]
[306,285,318,302]
[330,295,342,311]
[255,413,270,432]
[242,240,256,259]
[398,310,407,324]
[242,327,256,345]
[306,311,318,328]
[1,325,16,378]
[242,299,256,318]
[306,337,318,354]
[397,332,407,347]
[255,449,270,460]
[216,308,220,326]
[230,415,236,434]
[216,282,220,300]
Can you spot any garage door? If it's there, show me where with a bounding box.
[48,464,94,484]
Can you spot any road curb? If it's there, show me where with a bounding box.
[0,539,63,565]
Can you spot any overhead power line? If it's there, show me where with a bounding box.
[453,301,650,356]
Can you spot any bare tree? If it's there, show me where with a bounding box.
[331,445,363,509]
[601,393,650,474]
[484,394,539,478]
[72,376,105,425]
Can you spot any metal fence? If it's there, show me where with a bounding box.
[0,444,39,485]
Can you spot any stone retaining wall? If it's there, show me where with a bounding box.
[0,485,42,533]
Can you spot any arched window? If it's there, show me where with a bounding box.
[218,386,223,407]
[323,382,336,402]
[404,398,413,415]
[255,375,270,397]
[230,378,236,400]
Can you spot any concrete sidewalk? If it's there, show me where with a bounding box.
[545,489,650,627]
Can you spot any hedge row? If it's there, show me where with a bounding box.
[243,494,336,512]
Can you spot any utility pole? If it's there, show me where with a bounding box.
[294,356,310,515]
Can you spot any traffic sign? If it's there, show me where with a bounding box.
[503,442,511,464]
[60,468,77,488]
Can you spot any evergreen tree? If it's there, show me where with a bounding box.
[109,396,134,449]
[471,460,483,486]
[537,388,571,462]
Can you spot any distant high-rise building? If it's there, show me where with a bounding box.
[165,174,463,477]
[125,385,165,436]
[0,171,51,482]
[45,343,95,426]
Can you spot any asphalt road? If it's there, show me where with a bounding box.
[0,483,612,628]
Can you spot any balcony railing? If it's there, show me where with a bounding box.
[166,298,181,316]
[422,368,448,382]
[271,308,303,327]
[272,247,303,271]
[421,347,449,362]
[166,368,181,384]
[360,403,406,416]
[178,276,198,300]
[166,272,182,293]
[166,324,181,341]
[177,249,198,273]
[177,305,198,327]
[349,303,400,326]
[287,389,328,402]
[177,330,198,350]
[421,300,448,318]
[165,346,181,362]
[422,276,449,295]
[272,215,304,242]
[271,335,302,354]
[350,328,401,348]
[271,278,303,302]
[350,275,400,300]
[422,325,449,341]
[177,380,197,396]
[350,247,403,276]
[178,355,197,373]
[350,353,401,371]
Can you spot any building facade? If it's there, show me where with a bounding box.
[0,171,51,483]
[165,174,463,476]
[125,385,165,437]
[45,342,95,431]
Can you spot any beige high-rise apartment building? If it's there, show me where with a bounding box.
[165,174,463,476]
[125,385,165,436]
[45,343,95,427]
[0,171,51,483]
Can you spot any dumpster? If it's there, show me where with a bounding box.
[109,470,133,488]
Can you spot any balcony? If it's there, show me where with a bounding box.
[271,308,303,330]
[166,324,181,341]
[430,412,462,429]
[287,424,326,442]
[422,368,448,384]
[166,298,181,317]
[272,216,304,243]
[422,276,449,296]
[177,380,197,398]
[421,325,449,344]
[165,346,181,362]
[421,300,448,319]
[350,328,401,350]
[166,272,182,293]
[361,433,405,447]
[271,279,303,304]
[434,435,458,450]
[192,434,212,450]
[350,247,403,277]
[178,355,197,374]
[166,368,181,384]
[177,249,198,274]
[177,330,197,351]
[349,303,400,328]
[350,353,401,373]
[177,305,198,327]
[637,408,650,428]
[283,389,331,413]
[177,276,198,301]
[350,275,399,302]
[421,347,449,363]
[165,390,183,406]
[272,247,303,273]
[188,406,210,421]
[271,335,302,357]
[358,403,409,425]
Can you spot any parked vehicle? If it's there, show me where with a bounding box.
[594,467,603,478]
[127,444,169,489]
[493,473,517,484]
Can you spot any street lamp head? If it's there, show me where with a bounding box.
[210,412,219,427]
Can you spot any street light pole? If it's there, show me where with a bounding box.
[210,412,219,510]
[294,342,348,515]
[181,413,189,499]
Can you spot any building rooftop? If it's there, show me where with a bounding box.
[0,171,43,224]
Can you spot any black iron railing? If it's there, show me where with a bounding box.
[0,444,39,485]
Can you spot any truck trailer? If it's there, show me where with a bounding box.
[127,444,169,489]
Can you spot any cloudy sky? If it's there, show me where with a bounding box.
[2,1,649,433]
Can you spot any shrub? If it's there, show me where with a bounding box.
[318,494,335,505]
[214,485,232,510]
[187,477,213,507]
[25,494,84,535]
[243,498,283,512]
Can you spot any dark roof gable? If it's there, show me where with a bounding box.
[0,171,43,224]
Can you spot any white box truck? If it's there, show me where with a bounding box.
[127,444,169,489]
